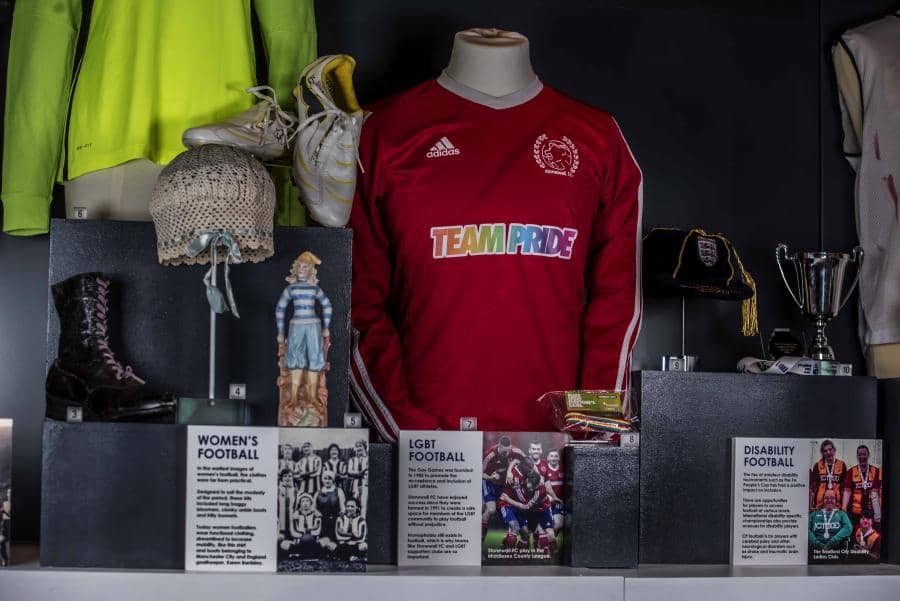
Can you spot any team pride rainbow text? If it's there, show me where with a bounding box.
[430,223,579,259]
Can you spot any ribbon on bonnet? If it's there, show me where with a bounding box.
[185,230,243,317]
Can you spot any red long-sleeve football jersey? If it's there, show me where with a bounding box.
[349,74,642,442]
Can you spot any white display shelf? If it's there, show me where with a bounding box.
[627,564,900,601]
[5,546,900,601]
[3,546,624,601]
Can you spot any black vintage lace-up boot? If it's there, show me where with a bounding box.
[45,273,177,421]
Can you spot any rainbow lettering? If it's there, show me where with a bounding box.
[430,223,578,260]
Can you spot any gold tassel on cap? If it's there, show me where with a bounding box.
[731,248,759,337]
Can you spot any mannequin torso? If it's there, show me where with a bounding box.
[64,159,161,221]
[444,28,538,97]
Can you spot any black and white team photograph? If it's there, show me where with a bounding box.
[481,432,569,565]
[277,429,369,572]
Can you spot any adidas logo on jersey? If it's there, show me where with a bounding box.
[426,137,460,158]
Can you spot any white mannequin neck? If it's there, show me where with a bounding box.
[444,28,537,97]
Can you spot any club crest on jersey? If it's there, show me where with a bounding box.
[431,223,578,260]
[697,236,718,267]
[533,134,579,177]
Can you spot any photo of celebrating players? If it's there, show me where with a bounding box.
[277,429,369,572]
[807,438,883,563]
[481,432,569,564]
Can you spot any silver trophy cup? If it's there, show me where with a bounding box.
[775,244,863,361]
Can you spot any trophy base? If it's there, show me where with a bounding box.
[662,355,698,372]
[808,345,836,362]
[176,397,250,426]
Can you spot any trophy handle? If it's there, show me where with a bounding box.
[775,243,803,309]
[837,245,865,313]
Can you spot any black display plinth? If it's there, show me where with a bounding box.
[879,378,900,564]
[41,420,185,569]
[636,370,878,564]
[40,421,396,568]
[565,444,639,568]
[367,442,397,565]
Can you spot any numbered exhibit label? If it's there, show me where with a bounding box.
[398,430,482,566]
[185,426,279,571]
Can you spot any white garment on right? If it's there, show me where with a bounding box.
[835,14,900,349]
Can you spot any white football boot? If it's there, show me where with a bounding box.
[182,86,298,161]
[293,55,368,227]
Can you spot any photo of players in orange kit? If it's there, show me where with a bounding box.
[481,432,569,564]
[807,438,883,563]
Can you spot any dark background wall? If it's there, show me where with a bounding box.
[0,0,896,542]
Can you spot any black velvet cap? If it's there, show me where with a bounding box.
[643,227,754,301]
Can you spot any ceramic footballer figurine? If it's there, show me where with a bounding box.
[276,251,333,426]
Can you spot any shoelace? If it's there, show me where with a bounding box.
[296,108,365,174]
[246,86,299,148]
[94,278,145,384]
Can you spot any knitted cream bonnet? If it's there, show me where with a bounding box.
[150,144,275,266]
[150,144,275,316]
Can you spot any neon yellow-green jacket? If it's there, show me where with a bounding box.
[2,0,316,235]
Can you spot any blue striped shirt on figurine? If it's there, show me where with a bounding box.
[276,251,333,426]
